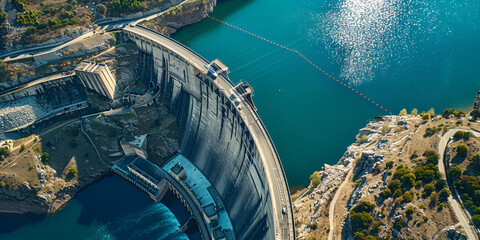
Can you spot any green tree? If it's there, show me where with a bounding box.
[394,217,404,230]
[399,108,407,116]
[403,191,413,202]
[411,108,418,116]
[405,207,414,218]
[427,108,435,116]
[310,171,321,187]
[0,147,10,158]
[380,188,392,198]
[424,183,435,196]
[401,173,416,189]
[350,212,373,233]
[473,214,480,227]
[453,131,465,140]
[464,132,474,141]
[470,154,480,170]
[471,109,480,121]
[439,188,451,201]
[442,108,456,119]
[448,167,462,179]
[351,200,375,213]
[97,4,107,15]
[435,179,447,191]
[386,161,394,169]
[388,179,401,191]
[393,188,403,198]
[457,145,468,158]
[422,113,431,120]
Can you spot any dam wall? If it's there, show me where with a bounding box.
[129,32,274,239]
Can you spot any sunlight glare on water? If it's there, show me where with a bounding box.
[316,0,444,85]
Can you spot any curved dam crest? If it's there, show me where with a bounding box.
[126,25,294,239]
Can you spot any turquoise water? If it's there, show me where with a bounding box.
[172,0,480,186]
[1,0,480,237]
[0,175,189,240]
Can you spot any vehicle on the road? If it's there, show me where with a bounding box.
[282,207,286,214]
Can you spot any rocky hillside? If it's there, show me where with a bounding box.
[140,0,216,36]
[293,109,480,240]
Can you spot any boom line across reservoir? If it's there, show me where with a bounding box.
[207,15,393,115]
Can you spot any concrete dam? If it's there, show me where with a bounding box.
[123,25,294,240]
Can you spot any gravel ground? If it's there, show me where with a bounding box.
[0,96,51,131]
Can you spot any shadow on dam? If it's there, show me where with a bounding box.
[134,29,277,239]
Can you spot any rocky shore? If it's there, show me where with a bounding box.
[293,114,471,239]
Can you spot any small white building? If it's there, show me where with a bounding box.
[120,134,148,159]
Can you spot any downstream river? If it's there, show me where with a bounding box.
[1,0,479,238]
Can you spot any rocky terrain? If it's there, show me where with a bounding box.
[141,0,216,36]
[0,96,50,131]
[293,111,480,240]
[0,121,109,214]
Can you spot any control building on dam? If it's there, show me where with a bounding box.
[122,25,294,240]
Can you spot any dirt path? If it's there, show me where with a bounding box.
[328,167,353,240]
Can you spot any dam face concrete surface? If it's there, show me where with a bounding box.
[124,26,294,240]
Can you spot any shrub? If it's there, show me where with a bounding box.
[411,151,419,160]
[394,217,404,230]
[439,188,451,201]
[425,127,435,136]
[448,167,463,179]
[471,109,480,121]
[97,4,107,15]
[435,179,447,191]
[380,188,392,198]
[393,189,403,198]
[405,207,414,218]
[386,161,394,169]
[351,200,375,214]
[442,108,456,119]
[356,135,369,144]
[20,144,26,152]
[415,180,422,189]
[453,131,465,140]
[399,109,407,116]
[457,145,468,158]
[473,214,480,227]
[25,26,37,35]
[455,111,466,118]
[403,191,413,202]
[0,147,10,158]
[411,108,418,116]
[424,150,440,165]
[470,154,480,170]
[350,212,373,233]
[424,183,435,196]
[310,171,321,187]
[421,113,431,120]
[41,152,49,165]
[464,132,474,140]
[388,179,401,191]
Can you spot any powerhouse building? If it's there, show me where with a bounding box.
[74,61,117,100]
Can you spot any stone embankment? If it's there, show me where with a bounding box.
[140,0,217,36]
